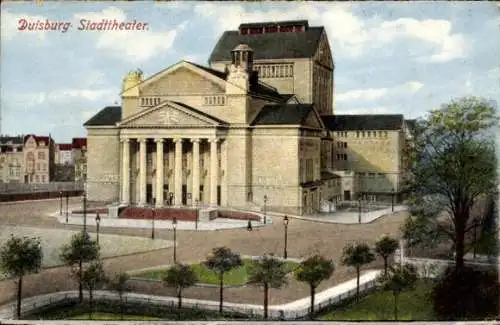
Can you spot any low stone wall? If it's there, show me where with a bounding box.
[217,210,260,221]
[71,208,109,215]
[119,207,197,221]
[0,190,83,202]
[0,271,382,321]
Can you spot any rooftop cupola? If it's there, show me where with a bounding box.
[231,44,254,74]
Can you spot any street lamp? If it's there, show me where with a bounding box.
[391,188,395,212]
[172,217,178,263]
[59,191,63,216]
[95,213,101,245]
[263,195,268,225]
[65,192,69,221]
[283,216,289,259]
[358,195,362,224]
[83,190,87,233]
[151,198,156,240]
[195,199,199,230]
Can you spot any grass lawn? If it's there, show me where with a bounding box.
[69,313,162,320]
[131,259,299,285]
[319,280,435,321]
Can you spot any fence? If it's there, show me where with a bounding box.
[0,271,382,321]
[0,182,84,194]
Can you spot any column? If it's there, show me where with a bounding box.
[121,138,130,205]
[191,138,200,205]
[174,138,183,206]
[138,138,147,206]
[155,138,164,207]
[209,138,219,206]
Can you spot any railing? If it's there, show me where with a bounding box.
[0,271,382,321]
[0,182,84,194]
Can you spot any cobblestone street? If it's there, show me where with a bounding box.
[0,198,409,306]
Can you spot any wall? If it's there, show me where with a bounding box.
[86,128,120,202]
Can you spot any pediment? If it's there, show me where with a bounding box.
[303,108,325,129]
[119,102,224,128]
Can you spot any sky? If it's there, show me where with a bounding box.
[1,1,499,143]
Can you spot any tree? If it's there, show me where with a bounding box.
[402,97,497,271]
[374,235,399,276]
[163,263,198,309]
[204,246,243,313]
[0,235,43,319]
[60,231,100,302]
[81,261,107,319]
[294,254,334,318]
[247,254,289,319]
[378,264,418,320]
[341,243,375,303]
[107,272,131,320]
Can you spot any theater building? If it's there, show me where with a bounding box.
[84,20,412,215]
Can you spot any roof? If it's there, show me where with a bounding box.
[72,138,87,149]
[170,101,228,125]
[23,134,51,145]
[281,94,295,102]
[58,143,73,151]
[321,114,405,131]
[251,104,314,125]
[208,27,324,62]
[321,171,340,180]
[189,62,283,101]
[405,119,417,131]
[84,106,122,126]
[239,20,309,29]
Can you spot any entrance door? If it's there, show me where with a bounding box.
[344,190,351,201]
[146,184,153,205]
[217,186,221,206]
[182,185,187,205]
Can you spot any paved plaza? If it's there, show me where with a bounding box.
[0,198,409,308]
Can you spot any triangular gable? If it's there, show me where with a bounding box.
[286,95,300,104]
[303,106,326,129]
[137,61,226,94]
[118,101,225,128]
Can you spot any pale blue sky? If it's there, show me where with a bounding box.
[1,1,499,143]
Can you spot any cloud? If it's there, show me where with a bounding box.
[9,88,119,107]
[74,7,184,63]
[193,4,466,62]
[337,81,424,102]
[336,106,396,115]
[1,10,49,42]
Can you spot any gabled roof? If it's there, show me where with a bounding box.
[84,106,121,126]
[209,26,324,62]
[58,143,73,151]
[0,136,24,145]
[23,134,52,145]
[188,62,283,102]
[72,138,87,149]
[321,114,405,131]
[170,101,229,125]
[251,104,314,125]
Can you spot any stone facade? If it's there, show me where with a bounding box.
[0,137,24,184]
[22,135,55,184]
[84,20,411,214]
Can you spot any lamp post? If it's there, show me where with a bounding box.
[358,196,362,224]
[263,195,268,224]
[283,216,289,259]
[95,213,101,245]
[65,192,69,222]
[83,189,87,233]
[195,199,199,230]
[59,191,63,216]
[151,198,156,240]
[391,188,395,212]
[173,217,177,263]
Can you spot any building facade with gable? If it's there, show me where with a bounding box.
[0,136,24,184]
[23,134,55,184]
[84,20,413,215]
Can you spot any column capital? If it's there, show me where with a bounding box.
[154,138,164,143]
[190,138,200,143]
[120,138,130,143]
[173,138,183,143]
[138,138,147,143]
[208,137,220,143]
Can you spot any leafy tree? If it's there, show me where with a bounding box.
[378,264,418,320]
[247,254,289,319]
[163,263,198,309]
[402,97,497,270]
[204,246,243,313]
[81,261,107,319]
[0,235,43,319]
[107,272,131,320]
[341,243,375,303]
[60,231,100,302]
[374,235,399,276]
[294,254,334,318]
